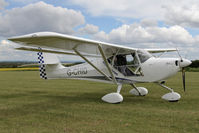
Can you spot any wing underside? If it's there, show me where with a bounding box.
[8,32,137,57]
[8,32,177,56]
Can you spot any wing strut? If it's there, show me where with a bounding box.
[111,49,120,66]
[98,44,117,84]
[73,48,112,81]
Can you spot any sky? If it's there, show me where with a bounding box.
[0,0,199,61]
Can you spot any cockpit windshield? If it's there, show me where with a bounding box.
[137,50,153,63]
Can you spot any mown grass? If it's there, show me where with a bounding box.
[0,68,39,71]
[0,71,198,133]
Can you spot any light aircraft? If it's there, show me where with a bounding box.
[8,32,192,103]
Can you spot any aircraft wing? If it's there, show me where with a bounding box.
[8,32,137,58]
[145,48,177,53]
[8,32,177,55]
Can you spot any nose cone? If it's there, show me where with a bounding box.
[179,58,192,68]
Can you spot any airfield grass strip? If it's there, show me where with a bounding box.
[0,71,198,133]
[0,68,39,71]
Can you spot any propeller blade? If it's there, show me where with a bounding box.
[182,68,186,92]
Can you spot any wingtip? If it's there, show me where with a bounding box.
[7,32,63,41]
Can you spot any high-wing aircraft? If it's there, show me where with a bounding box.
[8,32,192,103]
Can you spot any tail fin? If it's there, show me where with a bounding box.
[37,48,64,79]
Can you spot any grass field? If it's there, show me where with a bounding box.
[0,68,39,71]
[0,71,198,133]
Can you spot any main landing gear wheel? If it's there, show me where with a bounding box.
[129,87,148,96]
[129,84,148,96]
[102,84,123,104]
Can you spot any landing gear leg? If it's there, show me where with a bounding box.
[158,83,181,102]
[102,84,123,104]
[129,83,148,96]
[117,84,122,93]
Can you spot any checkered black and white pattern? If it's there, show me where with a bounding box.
[37,50,47,79]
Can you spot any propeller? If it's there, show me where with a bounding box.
[182,66,186,92]
[177,49,191,92]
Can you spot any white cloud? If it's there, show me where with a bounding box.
[0,0,199,60]
[94,23,196,45]
[12,0,39,3]
[68,0,199,20]
[93,23,199,59]
[1,40,9,45]
[78,24,99,35]
[140,19,157,27]
[68,0,199,29]
[164,5,199,28]
[69,0,165,19]
[0,39,19,61]
[0,0,8,10]
[0,39,19,52]
[0,1,85,37]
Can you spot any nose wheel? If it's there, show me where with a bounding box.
[158,83,181,102]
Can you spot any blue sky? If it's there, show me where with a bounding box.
[0,0,199,61]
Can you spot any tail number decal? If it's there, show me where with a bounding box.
[67,67,87,76]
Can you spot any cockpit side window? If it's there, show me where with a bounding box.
[137,50,152,63]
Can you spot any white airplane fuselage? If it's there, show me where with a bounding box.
[46,57,191,84]
[8,31,192,103]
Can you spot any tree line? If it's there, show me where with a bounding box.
[189,60,199,68]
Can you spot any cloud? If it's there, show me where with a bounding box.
[0,1,85,37]
[94,23,196,46]
[0,39,19,52]
[68,0,165,19]
[164,5,199,28]
[78,24,99,35]
[140,19,157,27]
[1,40,9,45]
[0,38,36,61]
[11,0,40,3]
[68,0,199,20]
[1,0,199,60]
[0,0,8,10]
[68,0,199,29]
[93,23,199,59]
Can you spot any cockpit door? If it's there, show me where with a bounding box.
[108,49,153,76]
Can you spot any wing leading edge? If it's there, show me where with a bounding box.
[145,48,177,53]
